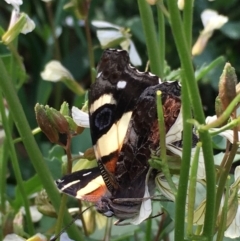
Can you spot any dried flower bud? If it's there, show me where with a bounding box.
[215,96,223,118]
[45,107,69,134]
[35,190,57,218]
[35,104,70,145]
[218,63,237,111]
[35,104,59,143]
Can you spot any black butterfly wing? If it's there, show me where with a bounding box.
[113,81,181,200]
[88,49,160,193]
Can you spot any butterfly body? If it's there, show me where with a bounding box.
[56,49,181,224]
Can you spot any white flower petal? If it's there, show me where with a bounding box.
[41,60,73,82]
[201,9,228,34]
[205,115,217,124]
[166,108,183,145]
[130,184,152,225]
[21,14,35,34]
[210,129,240,144]
[128,40,142,66]
[20,206,43,222]
[4,0,22,11]
[178,0,184,10]
[96,30,123,47]
[71,106,90,128]
[235,166,240,180]
[225,204,240,238]
[3,234,25,241]
[92,20,121,30]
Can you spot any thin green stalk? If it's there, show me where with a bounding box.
[182,0,194,48]
[216,177,230,241]
[0,139,8,211]
[175,76,193,240]
[0,93,34,235]
[215,143,238,225]
[187,143,201,237]
[0,139,8,241]
[54,194,68,241]
[137,0,161,76]
[157,4,165,79]
[209,118,240,136]
[156,91,177,194]
[145,219,152,241]
[195,56,225,81]
[200,94,240,131]
[0,58,83,240]
[166,1,216,240]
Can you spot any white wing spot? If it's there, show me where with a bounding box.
[148,72,156,77]
[136,69,144,74]
[83,171,92,177]
[61,180,80,191]
[117,80,127,89]
[97,71,102,78]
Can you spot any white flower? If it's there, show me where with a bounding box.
[2,0,35,44]
[71,107,90,128]
[178,0,184,10]
[41,61,74,82]
[224,166,240,238]
[4,0,22,11]
[20,205,43,222]
[192,10,228,56]
[3,234,25,241]
[92,20,142,66]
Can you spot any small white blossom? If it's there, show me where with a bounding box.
[20,206,43,222]
[178,0,184,10]
[71,107,90,128]
[41,61,74,82]
[92,20,142,66]
[4,0,22,11]
[192,10,228,56]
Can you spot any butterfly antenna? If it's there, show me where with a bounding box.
[50,205,94,241]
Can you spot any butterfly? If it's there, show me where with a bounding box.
[56,49,182,225]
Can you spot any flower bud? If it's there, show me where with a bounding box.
[35,104,59,143]
[35,190,57,218]
[218,63,237,111]
[45,107,69,134]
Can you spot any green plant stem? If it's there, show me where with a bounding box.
[54,194,68,241]
[209,118,240,136]
[0,58,83,240]
[201,94,240,131]
[166,1,216,240]
[0,93,34,235]
[195,56,225,81]
[175,75,193,239]
[182,0,193,48]
[157,4,165,79]
[187,143,201,237]
[145,219,152,241]
[216,177,230,241]
[215,143,238,226]
[138,0,161,76]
